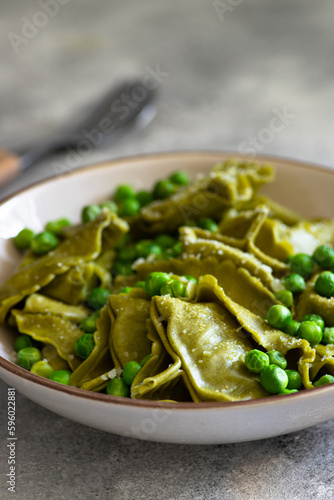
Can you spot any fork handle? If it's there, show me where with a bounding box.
[0,149,22,186]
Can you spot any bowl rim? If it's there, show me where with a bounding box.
[1,149,334,411]
[2,352,334,410]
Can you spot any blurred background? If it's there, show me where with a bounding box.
[1,0,334,199]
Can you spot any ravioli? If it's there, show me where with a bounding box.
[131,275,315,402]
[0,210,127,321]
[130,160,274,235]
[2,159,334,402]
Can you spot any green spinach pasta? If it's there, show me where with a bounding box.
[1,159,334,401]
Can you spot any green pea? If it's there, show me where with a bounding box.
[136,190,153,207]
[117,246,137,262]
[74,334,95,359]
[99,201,118,213]
[301,314,325,331]
[313,245,334,269]
[113,260,134,276]
[81,204,102,223]
[267,350,287,370]
[183,275,198,284]
[135,240,162,258]
[31,232,59,255]
[160,279,186,298]
[13,228,35,250]
[30,360,53,379]
[134,281,146,290]
[160,283,173,296]
[285,369,303,390]
[169,170,190,186]
[87,287,111,310]
[114,184,136,202]
[298,321,323,346]
[45,218,71,235]
[14,334,33,352]
[266,305,292,329]
[289,253,314,277]
[49,369,72,385]
[282,320,301,337]
[169,279,186,297]
[145,272,171,297]
[170,241,182,257]
[122,361,142,385]
[313,374,334,387]
[154,234,176,250]
[260,365,289,394]
[118,287,132,294]
[314,271,334,297]
[140,354,152,367]
[322,327,334,345]
[170,279,185,294]
[106,378,130,397]
[244,349,270,373]
[80,310,100,333]
[283,273,306,294]
[118,198,141,217]
[17,347,42,370]
[198,217,218,232]
[153,179,176,200]
[274,290,294,308]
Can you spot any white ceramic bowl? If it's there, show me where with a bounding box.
[1,151,334,445]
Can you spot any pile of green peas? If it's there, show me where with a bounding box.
[16,331,101,385]
[185,217,219,232]
[112,233,183,277]
[245,348,303,394]
[268,246,334,348]
[278,246,334,301]
[15,334,73,384]
[245,347,334,392]
[106,354,152,397]
[264,305,334,389]
[111,218,217,277]
[266,304,334,348]
[80,170,190,223]
[143,271,197,298]
[13,217,71,255]
[264,246,334,389]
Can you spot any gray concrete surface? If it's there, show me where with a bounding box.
[1,1,334,498]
